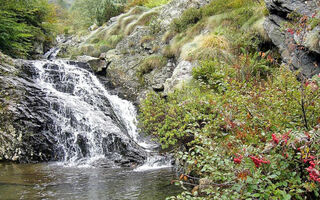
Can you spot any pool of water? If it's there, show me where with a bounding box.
[0,163,181,200]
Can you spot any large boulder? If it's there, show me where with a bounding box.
[264,0,320,78]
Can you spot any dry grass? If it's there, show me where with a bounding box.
[124,10,159,35]
[140,35,155,44]
[200,34,229,50]
[162,31,176,44]
[121,15,137,31]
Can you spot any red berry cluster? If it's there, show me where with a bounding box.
[249,156,270,168]
[233,155,243,164]
[272,131,290,145]
[287,28,295,35]
[306,158,320,183]
[272,134,279,144]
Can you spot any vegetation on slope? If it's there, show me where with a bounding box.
[0,0,57,58]
[139,0,320,199]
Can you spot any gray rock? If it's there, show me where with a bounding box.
[77,55,106,72]
[265,0,317,16]
[264,0,320,78]
[0,55,54,162]
[164,61,195,94]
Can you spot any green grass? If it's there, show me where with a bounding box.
[137,55,167,83]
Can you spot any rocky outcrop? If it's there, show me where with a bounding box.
[264,0,320,78]
[56,0,210,102]
[0,52,54,162]
[103,0,210,102]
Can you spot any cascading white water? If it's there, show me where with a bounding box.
[43,47,60,60]
[32,59,171,169]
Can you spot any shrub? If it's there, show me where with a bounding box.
[71,0,125,27]
[192,60,229,92]
[140,66,320,199]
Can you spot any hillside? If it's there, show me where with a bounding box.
[0,0,320,199]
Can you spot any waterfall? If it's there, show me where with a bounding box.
[31,58,171,169]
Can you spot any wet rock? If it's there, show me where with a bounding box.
[0,54,55,162]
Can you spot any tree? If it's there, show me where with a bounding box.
[0,0,57,58]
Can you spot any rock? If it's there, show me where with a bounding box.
[88,24,99,31]
[264,0,320,78]
[164,61,195,94]
[0,55,55,162]
[77,55,106,72]
[304,26,320,54]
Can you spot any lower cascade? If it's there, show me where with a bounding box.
[29,59,168,169]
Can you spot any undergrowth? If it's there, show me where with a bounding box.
[138,0,320,199]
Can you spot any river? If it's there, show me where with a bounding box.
[0,162,181,199]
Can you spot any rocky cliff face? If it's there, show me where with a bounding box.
[264,0,320,78]
[0,52,54,162]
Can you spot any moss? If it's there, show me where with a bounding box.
[145,0,171,8]
[125,0,171,10]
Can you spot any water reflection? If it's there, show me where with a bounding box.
[0,163,181,200]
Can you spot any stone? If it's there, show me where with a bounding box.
[264,0,320,78]
[77,55,106,72]
[164,61,195,94]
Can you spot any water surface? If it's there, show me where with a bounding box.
[0,163,181,200]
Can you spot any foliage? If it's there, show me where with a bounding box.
[140,58,320,198]
[71,0,125,27]
[0,0,57,58]
[140,6,320,195]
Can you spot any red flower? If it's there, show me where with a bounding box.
[305,157,320,182]
[272,134,279,144]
